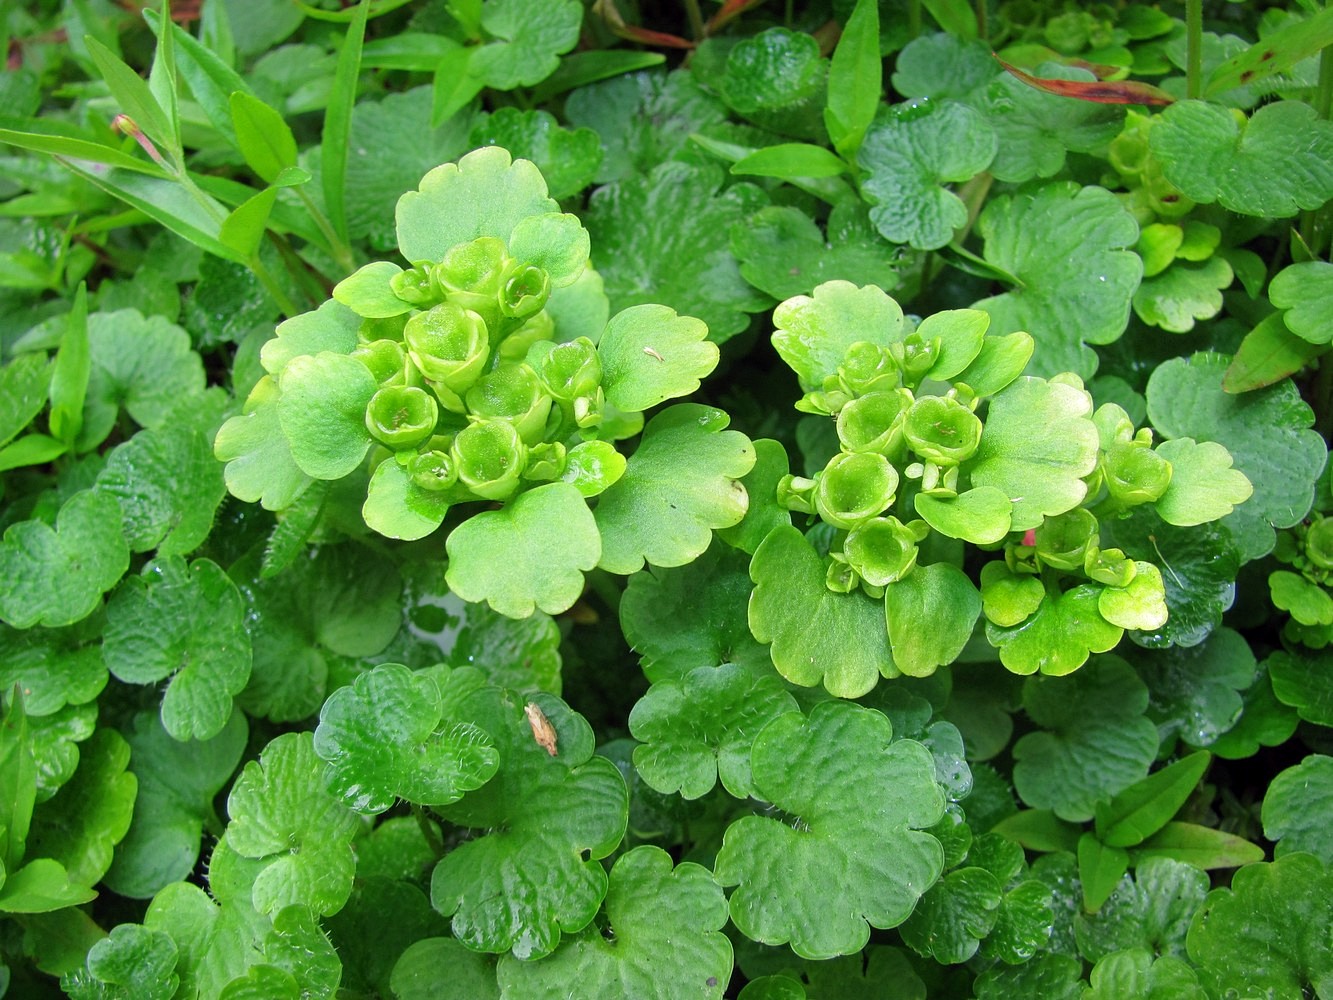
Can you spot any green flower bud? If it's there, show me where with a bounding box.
[404,301,491,400]
[1308,517,1333,572]
[815,452,899,530]
[777,474,817,515]
[498,261,552,320]
[351,338,407,386]
[889,333,939,386]
[573,388,605,429]
[433,237,509,312]
[903,395,982,466]
[843,515,920,586]
[1085,545,1136,588]
[390,264,438,307]
[838,342,899,396]
[523,441,567,481]
[452,419,527,501]
[464,362,553,445]
[1034,508,1099,571]
[825,553,858,594]
[536,338,602,401]
[1103,442,1172,505]
[408,449,459,492]
[499,310,556,362]
[837,389,913,456]
[365,385,439,450]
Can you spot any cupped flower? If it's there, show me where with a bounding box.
[1102,441,1172,506]
[451,418,528,501]
[535,338,602,402]
[464,362,553,445]
[390,263,438,307]
[351,338,407,386]
[837,389,913,456]
[1034,508,1099,572]
[408,449,459,492]
[814,452,899,530]
[432,236,509,313]
[498,260,552,320]
[365,385,439,450]
[903,395,982,466]
[843,515,921,587]
[404,301,490,401]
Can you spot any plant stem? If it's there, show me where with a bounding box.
[250,252,303,318]
[683,0,706,41]
[413,804,446,857]
[907,0,921,39]
[1299,46,1333,260]
[975,0,987,42]
[1185,0,1203,100]
[296,187,358,275]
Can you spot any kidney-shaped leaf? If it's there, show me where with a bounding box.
[597,304,719,412]
[713,701,945,960]
[1263,755,1333,865]
[772,280,905,391]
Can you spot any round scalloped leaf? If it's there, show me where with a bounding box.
[259,300,361,377]
[103,556,251,742]
[469,0,581,90]
[214,378,313,512]
[974,954,1084,1000]
[30,703,96,803]
[718,27,826,124]
[276,352,376,480]
[430,687,628,959]
[104,710,248,899]
[859,100,998,251]
[1073,857,1208,962]
[593,404,754,575]
[508,212,590,287]
[470,108,601,201]
[225,731,360,917]
[314,663,498,815]
[749,524,897,696]
[1085,949,1206,1000]
[983,879,1055,965]
[0,489,129,629]
[62,923,179,1000]
[1271,570,1333,626]
[1270,261,1333,344]
[987,585,1124,677]
[892,32,998,99]
[1150,100,1333,218]
[914,486,1012,544]
[396,146,560,264]
[884,563,982,678]
[968,376,1099,532]
[1146,353,1326,561]
[899,866,1002,964]
[496,846,732,999]
[1268,647,1333,727]
[1153,437,1253,527]
[619,538,772,684]
[1132,257,1233,333]
[772,280,905,392]
[597,304,719,412]
[1263,755,1333,865]
[1124,626,1256,748]
[446,482,600,618]
[713,702,945,960]
[1012,656,1159,822]
[362,460,450,541]
[629,662,800,800]
[971,183,1141,378]
[0,619,105,717]
[390,938,498,1000]
[1098,561,1168,632]
[1186,853,1333,997]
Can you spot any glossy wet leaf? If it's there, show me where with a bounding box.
[899,866,1001,964]
[103,556,251,741]
[1268,647,1333,726]
[1012,657,1159,822]
[0,489,129,630]
[732,203,899,301]
[61,924,179,1000]
[714,702,945,959]
[859,100,997,251]
[1085,948,1206,1000]
[630,662,799,800]
[972,183,1141,378]
[1126,626,1256,748]
[313,662,497,815]
[594,404,753,575]
[430,687,628,959]
[225,732,359,917]
[719,27,827,139]
[1147,353,1325,561]
[496,846,732,999]
[749,525,897,696]
[389,937,497,999]
[0,351,49,449]
[1151,100,1333,217]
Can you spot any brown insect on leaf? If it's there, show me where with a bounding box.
[643,346,665,362]
[524,702,559,756]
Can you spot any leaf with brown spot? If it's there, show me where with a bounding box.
[996,56,1174,106]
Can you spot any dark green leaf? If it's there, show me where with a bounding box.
[229,92,296,186]
[1078,834,1129,913]
[1074,857,1207,962]
[732,203,899,301]
[321,0,369,244]
[825,0,881,156]
[48,284,89,447]
[469,108,601,201]
[469,0,582,90]
[1094,751,1210,848]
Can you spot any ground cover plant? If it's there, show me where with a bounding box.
[1,0,1332,995]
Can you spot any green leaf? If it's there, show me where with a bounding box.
[0,690,36,872]
[992,809,1082,854]
[362,459,450,541]
[104,711,247,900]
[96,390,229,556]
[974,954,1084,1000]
[397,145,560,264]
[103,556,251,742]
[0,857,96,913]
[899,866,1002,964]
[593,404,754,575]
[276,351,376,480]
[431,687,628,959]
[49,284,89,447]
[1078,834,1129,913]
[390,938,498,1000]
[620,538,772,683]
[27,728,135,890]
[1269,647,1333,726]
[0,125,171,177]
[1263,755,1333,865]
[1271,260,1333,345]
[1147,353,1326,561]
[885,563,981,677]
[62,924,179,1000]
[259,295,359,372]
[1094,751,1209,848]
[229,92,297,186]
[496,846,732,998]
[969,376,1099,532]
[1126,626,1257,748]
[321,0,368,244]
[859,100,997,251]
[530,49,667,102]
[326,875,447,996]
[1084,949,1206,1000]
[331,261,410,319]
[914,486,1012,545]
[1012,657,1159,822]
[714,702,945,959]
[584,161,771,345]
[225,732,359,917]
[893,32,1000,99]
[1153,437,1253,527]
[1150,101,1333,218]
[469,108,601,201]
[718,28,827,140]
[771,279,905,391]
[1206,6,1333,94]
[825,0,880,157]
[0,490,128,629]
[0,621,105,720]
[1133,257,1234,333]
[1186,854,1333,998]
[213,378,314,512]
[313,663,498,814]
[84,36,177,160]
[1074,856,1208,962]
[597,304,719,412]
[732,203,899,301]
[469,0,581,90]
[972,183,1141,378]
[749,525,897,697]
[1225,310,1327,390]
[30,704,97,806]
[629,662,799,800]
[0,351,49,450]
[732,143,849,179]
[445,482,600,618]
